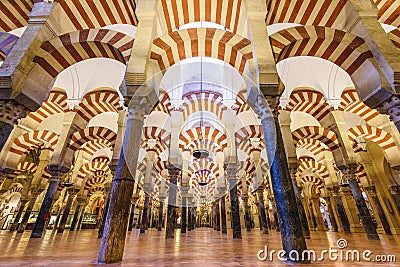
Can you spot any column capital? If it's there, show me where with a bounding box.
[338,164,358,182]
[379,94,400,125]
[251,94,280,120]
[48,165,69,181]
[0,99,29,125]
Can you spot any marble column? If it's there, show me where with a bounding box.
[0,100,28,152]
[128,201,137,232]
[365,186,391,235]
[290,172,310,238]
[17,190,41,233]
[332,187,351,234]
[310,196,326,231]
[220,196,227,234]
[379,95,400,133]
[227,165,241,239]
[140,195,150,234]
[98,100,147,264]
[257,188,269,234]
[31,168,67,238]
[9,199,28,232]
[187,205,192,231]
[157,200,164,231]
[70,199,84,231]
[270,197,280,231]
[243,197,251,232]
[57,189,77,233]
[326,194,339,232]
[253,95,307,260]
[215,201,220,231]
[181,197,187,233]
[342,166,379,240]
[166,166,179,238]
[98,185,112,236]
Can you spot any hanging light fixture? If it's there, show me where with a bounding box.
[193,57,209,160]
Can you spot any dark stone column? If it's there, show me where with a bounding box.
[332,187,351,234]
[57,189,77,233]
[181,197,187,233]
[270,198,280,231]
[140,195,150,234]
[289,171,310,238]
[326,193,338,232]
[366,186,391,235]
[157,200,164,231]
[53,205,63,230]
[128,201,137,232]
[253,95,307,261]
[31,168,66,238]
[215,200,220,231]
[77,210,85,230]
[17,192,40,233]
[192,207,197,229]
[98,100,147,264]
[0,100,28,152]
[220,196,227,234]
[388,185,400,212]
[10,199,28,232]
[98,185,112,236]
[257,188,269,234]
[341,166,379,240]
[70,200,84,232]
[243,197,251,232]
[227,165,241,239]
[165,166,179,238]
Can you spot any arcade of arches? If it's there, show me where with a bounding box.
[1,0,400,265]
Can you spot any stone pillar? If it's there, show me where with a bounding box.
[365,186,391,235]
[31,168,66,238]
[257,188,269,234]
[379,95,400,133]
[181,196,187,233]
[17,190,41,233]
[165,166,179,238]
[332,187,351,234]
[0,100,28,151]
[289,169,310,238]
[220,195,227,234]
[227,165,241,239]
[215,200,220,231]
[128,197,138,232]
[342,166,379,240]
[9,198,28,232]
[98,99,148,264]
[140,195,150,234]
[310,196,325,231]
[253,95,307,260]
[243,196,251,232]
[57,188,77,233]
[387,185,400,212]
[70,198,85,231]
[325,194,339,232]
[98,185,112,237]
[157,199,164,231]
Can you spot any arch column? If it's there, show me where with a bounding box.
[17,189,42,233]
[220,194,227,234]
[257,187,269,234]
[140,194,150,234]
[227,164,242,239]
[31,167,68,238]
[98,183,112,237]
[70,197,85,231]
[331,186,351,233]
[341,165,379,240]
[365,186,391,235]
[9,198,29,232]
[98,97,149,264]
[165,166,180,238]
[310,196,325,231]
[252,94,307,261]
[289,168,310,238]
[57,187,78,233]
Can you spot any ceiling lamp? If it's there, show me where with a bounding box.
[193,149,209,159]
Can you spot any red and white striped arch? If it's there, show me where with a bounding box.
[232,90,251,114]
[52,0,138,31]
[33,29,134,79]
[157,0,247,35]
[88,185,106,197]
[300,175,324,189]
[192,169,215,187]
[189,160,219,177]
[179,127,228,151]
[142,126,170,143]
[77,161,110,181]
[74,89,123,124]
[338,88,381,122]
[297,158,329,181]
[239,159,256,180]
[374,0,400,28]
[2,185,23,199]
[68,126,117,151]
[27,89,67,124]
[296,138,328,158]
[236,125,265,155]
[0,32,19,61]
[347,125,398,160]
[266,0,357,29]
[286,89,333,121]
[79,139,113,159]
[0,0,32,32]
[15,162,37,174]
[269,26,374,76]
[292,126,340,151]
[179,92,228,121]
[7,130,59,167]
[153,92,174,114]
[150,28,253,74]
[84,170,108,191]
[388,29,400,49]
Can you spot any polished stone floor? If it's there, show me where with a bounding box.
[0,228,399,266]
